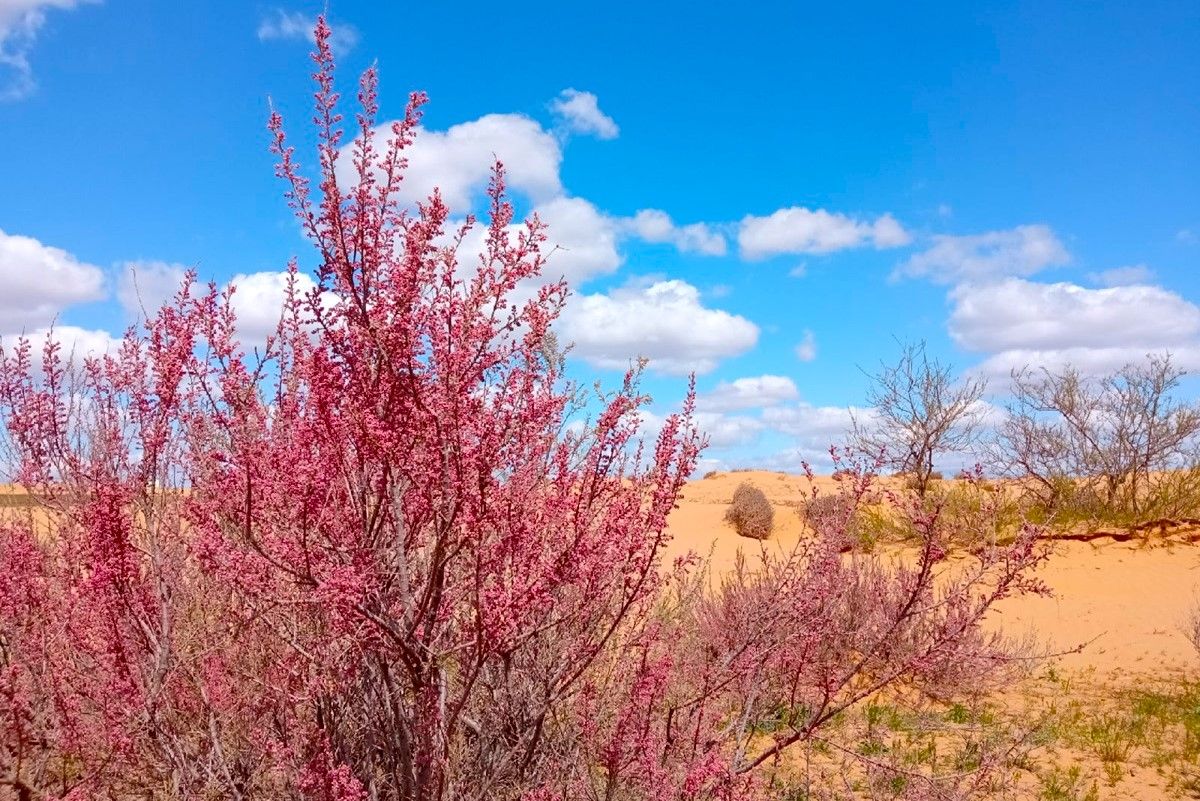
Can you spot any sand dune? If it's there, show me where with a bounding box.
[666,470,1200,678]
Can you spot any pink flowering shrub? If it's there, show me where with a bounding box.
[0,21,1049,801]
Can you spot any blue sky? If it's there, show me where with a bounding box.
[1,0,1198,471]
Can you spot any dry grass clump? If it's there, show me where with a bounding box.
[1185,596,1200,656]
[900,470,942,493]
[803,491,859,538]
[725,482,774,540]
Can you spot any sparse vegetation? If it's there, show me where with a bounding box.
[1186,595,1200,655]
[725,481,775,539]
[852,340,988,499]
[0,27,1062,800]
[995,353,1200,526]
[900,469,943,493]
[3,11,1197,801]
[1037,766,1099,801]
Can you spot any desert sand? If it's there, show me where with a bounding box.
[669,471,1200,799]
[6,475,1197,796]
[666,470,1200,676]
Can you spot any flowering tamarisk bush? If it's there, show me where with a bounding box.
[0,21,1050,801]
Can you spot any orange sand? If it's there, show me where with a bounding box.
[669,470,1200,799]
[666,470,1200,678]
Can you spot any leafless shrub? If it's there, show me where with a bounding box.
[852,341,987,498]
[995,353,1200,522]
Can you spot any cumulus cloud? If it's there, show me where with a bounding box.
[0,0,94,100]
[695,411,763,448]
[633,407,761,453]
[1088,264,1154,287]
[895,224,1068,284]
[0,228,105,330]
[559,279,758,375]
[755,402,874,470]
[343,115,562,214]
[694,456,729,475]
[445,195,620,293]
[951,279,1200,353]
[794,330,817,362]
[227,270,319,348]
[549,88,619,139]
[697,375,799,412]
[761,402,862,440]
[950,278,1200,377]
[972,345,1200,381]
[738,207,910,259]
[117,260,189,320]
[535,196,622,284]
[256,9,358,54]
[625,209,726,256]
[634,409,666,441]
[0,325,119,372]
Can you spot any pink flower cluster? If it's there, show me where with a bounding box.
[0,19,1049,801]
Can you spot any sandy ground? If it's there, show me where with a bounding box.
[670,471,1200,799]
[6,474,1197,796]
[666,470,1200,676]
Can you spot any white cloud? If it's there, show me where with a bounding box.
[632,406,763,456]
[0,228,105,330]
[446,195,620,291]
[625,209,727,256]
[695,411,763,448]
[756,402,873,470]
[758,398,1000,475]
[535,196,621,284]
[640,408,760,457]
[872,214,911,247]
[951,278,1200,353]
[0,0,94,100]
[344,115,562,214]
[788,263,807,278]
[0,325,119,372]
[794,329,817,362]
[697,374,799,412]
[227,270,319,348]
[950,278,1200,377]
[559,279,758,375]
[1087,264,1154,287]
[895,224,1068,284]
[256,9,358,54]
[1178,229,1197,245]
[971,345,1200,381]
[117,260,189,320]
[761,402,864,440]
[549,88,619,139]
[695,456,728,475]
[738,207,910,259]
[635,409,666,441]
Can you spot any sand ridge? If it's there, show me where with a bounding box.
[666,470,1200,678]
